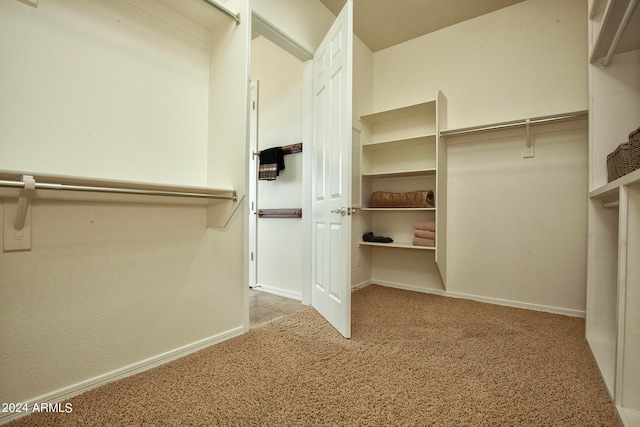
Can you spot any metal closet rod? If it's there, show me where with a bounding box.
[0,179,237,201]
[439,111,588,137]
[200,0,240,24]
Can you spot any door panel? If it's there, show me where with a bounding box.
[311,0,353,338]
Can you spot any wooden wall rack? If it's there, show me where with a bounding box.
[254,142,303,157]
[257,208,302,218]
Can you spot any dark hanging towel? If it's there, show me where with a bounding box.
[258,147,285,180]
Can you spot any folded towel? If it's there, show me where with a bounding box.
[413,237,435,247]
[258,147,285,180]
[415,221,436,232]
[368,190,434,208]
[414,229,436,240]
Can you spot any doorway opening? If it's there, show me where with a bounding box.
[248,12,312,327]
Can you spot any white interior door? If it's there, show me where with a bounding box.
[311,0,353,338]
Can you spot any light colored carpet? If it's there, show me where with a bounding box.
[8,285,621,426]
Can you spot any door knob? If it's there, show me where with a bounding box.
[331,207,347,216]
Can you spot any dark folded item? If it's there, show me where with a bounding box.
[259,147,285,180]
[363,232,393,243]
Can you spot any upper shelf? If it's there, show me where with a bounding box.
[360,101,437,124]
[362,135,436,149]
[151,0,239,27]
[0,170,236,206]
[590,0,640,65]
[123,0,240,43]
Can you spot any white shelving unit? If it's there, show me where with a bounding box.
[356,91,447,287]
[587,0,640,425]
[589,0,640,66]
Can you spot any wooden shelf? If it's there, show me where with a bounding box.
[363,134,436,149]
[356,92,447,288]
[153,0,238,30]
[589,168,640,199]
[359,101,436,124]
[590,0,640,64]
[358,241,435,250]
[362,168,437,179]
[0,170,236,206]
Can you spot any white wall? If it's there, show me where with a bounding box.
[251,35,305,298]
[0,0,210,186]
[0,200,245,406]
[369,0,589,314]
[373,0,588,130]
[0,0,249,417]
[446,120,588,314]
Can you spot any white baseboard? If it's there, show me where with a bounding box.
[371,280,585,318]
[252,283,302,301]
[351,279,372,291]
[617,405,640,427]
[0,326,245,425]
[368,280,447,296]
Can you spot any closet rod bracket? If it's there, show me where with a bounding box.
[3,175,34,252]
[523,119,534,158]
[15,175,35,231]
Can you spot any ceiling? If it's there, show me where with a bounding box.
[318,0,526,52]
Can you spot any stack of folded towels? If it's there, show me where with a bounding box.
[413,221,435,247]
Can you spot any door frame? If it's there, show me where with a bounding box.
[248,81,258,290]
[250,11,313,306]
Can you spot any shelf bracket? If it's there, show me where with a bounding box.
[4,175,34,251]
[523,119,534,158]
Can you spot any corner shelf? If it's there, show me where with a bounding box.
[355,91,447,287]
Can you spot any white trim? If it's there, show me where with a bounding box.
[351,279,372,291]
[251,11,313,61]
[373,280,448,297]
[253,284,302,301]
[617,406,640,427]
[0,326,244,425]
[301,61,313,306]
[248,81,258,290]
[371,281,585,318]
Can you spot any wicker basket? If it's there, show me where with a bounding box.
[607,126,640,182]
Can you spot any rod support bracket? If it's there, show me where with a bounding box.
[3,175,34,251]
[523,119,534,158]
[15,175,35,231]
